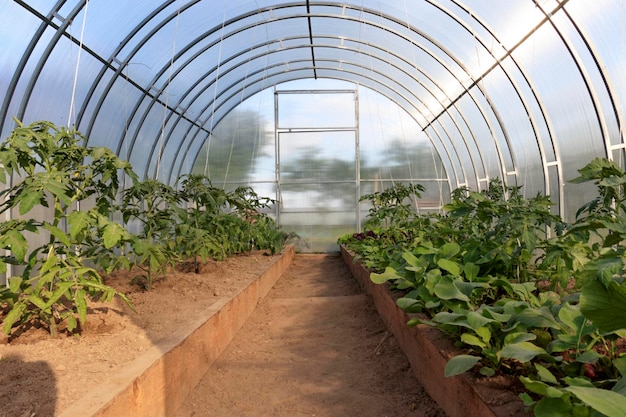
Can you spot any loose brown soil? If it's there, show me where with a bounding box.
[0,251,446,417]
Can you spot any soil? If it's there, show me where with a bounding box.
[0,250,447,417]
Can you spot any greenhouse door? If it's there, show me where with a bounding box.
[275,89,359,252]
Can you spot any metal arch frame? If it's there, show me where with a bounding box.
[427,0,556,197]
[167,55,467,187]
[5,0,515,193]
[170,60,461,188]
[148,36,484,183]
[151,39,483,185]
[1,0,73,128]
[51,1,502,183]
[76,0,214,149]
[154,0,565,194]
[538,1,624,159]
[114,5,508,183]
[6,0,507,195]
[442,0,570,216]
[4,0,616,219]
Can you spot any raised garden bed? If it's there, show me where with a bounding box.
[340,245,530,417]
[62,244,294,417]
[0,245,294,417]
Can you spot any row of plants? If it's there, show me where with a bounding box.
[0,120,291,338]
[339,158,626,417]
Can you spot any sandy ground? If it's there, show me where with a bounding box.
[0,251,446,417]
[174,254,446,417]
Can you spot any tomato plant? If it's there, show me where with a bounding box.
[0,120,135,337]
[339,166,626,417]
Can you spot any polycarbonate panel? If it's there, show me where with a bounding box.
[447,105,488,183]
[279,131,356,182]
[278,93,355,129]
[128,103,169,179]
[194,109,275,186]
[0,3,39,115]
[516,25,606,180]
[20,39,90,125]
[2,0,625,252]
[559,0,624,149]
[62,1,156,57]
[432,112,482,188]
[176,45,307,120]
[461,0,548,50]
[566,0,626,145]
[479,62,547,190]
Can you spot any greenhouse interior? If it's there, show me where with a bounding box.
[2,0,622,256]
[2,1,626,416]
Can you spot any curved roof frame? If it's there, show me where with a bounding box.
[91,3,516,186]
[2,1,530,191]
[154,40,481,186]
[82,7,487,184]
[1,0,622,221]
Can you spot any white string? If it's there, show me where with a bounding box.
[155,1,182,181]
[68,0,89,128]
[203,3,228,177]
[223,5,264,189]
[617,0,626,166]
[248,1,272,188]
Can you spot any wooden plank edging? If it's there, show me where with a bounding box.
[59,245,295,417]
[340,245,528,417]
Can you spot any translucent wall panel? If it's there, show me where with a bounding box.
[515,25,606,221]
[197,109,275,186]
[566,0,625,150]
[81,78,138,155]
[128,102,169,179]
[0,2,40,132]
[280,183,357,252]
[279,131,356,182]
[480,62,547,196]
[278,93,356,129]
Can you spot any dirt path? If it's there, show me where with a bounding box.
[174,254,447,417]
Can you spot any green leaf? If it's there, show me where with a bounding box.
[576,350,603,364]
[612,377,626,396]
[434,277,469,301]
[0,229,29,260]
[67,210,91,240]
[102,222,127,249]
[438,242,460,259]
[613,357,626,377]
[499,342,547,363]
[461,333,487,349]
[466,311,494,330]
[8,276,23,293]
[444,355,481,377]
[2,302,27,334]
[66,314,77,332]
[370,266,401,284]
[580,280,626,333]
[503,332,537,345]
[520,376,567,398]
[438,258,461,275]
[564,386,626,417]
[464,262,480,281]
[18,190,43,215]
[75,289,87,324]
[533,397,572,417]
[41,223,71,246]
[535,364,558,384]
[516,306,561,329]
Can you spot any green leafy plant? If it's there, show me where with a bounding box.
[119,178,182,290]
[0,120,135,337]
[340,166,626,417]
